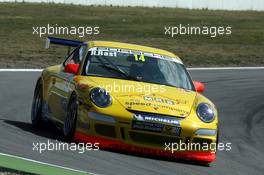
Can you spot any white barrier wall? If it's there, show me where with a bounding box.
[1,0,264,11]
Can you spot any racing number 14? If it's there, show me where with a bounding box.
[134,54,145,62]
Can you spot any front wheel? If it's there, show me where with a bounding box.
[31,79,43,126]
[63,94,78,141]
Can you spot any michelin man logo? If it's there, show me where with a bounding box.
[133,114,144,121]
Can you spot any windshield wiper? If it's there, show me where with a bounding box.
[94,55,140,81]
[99,65,140,81]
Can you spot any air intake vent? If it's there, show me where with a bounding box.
[95,124,116,138]
[129,131,180,147]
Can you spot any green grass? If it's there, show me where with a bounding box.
[0,2,264,68]
[0,153,91,175]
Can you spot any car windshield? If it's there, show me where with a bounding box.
[84,47,194,90]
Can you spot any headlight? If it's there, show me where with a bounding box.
[196,103,215,123]
[90,88,112,108]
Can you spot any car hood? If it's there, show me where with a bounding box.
[81,76,197,117]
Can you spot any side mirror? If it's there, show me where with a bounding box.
[193,81,205,93]
[64,64,80,75]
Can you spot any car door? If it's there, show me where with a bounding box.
[47,46,86,123]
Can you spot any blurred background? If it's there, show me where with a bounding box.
[0,0,263,68]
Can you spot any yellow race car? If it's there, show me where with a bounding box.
[31,37,218,163]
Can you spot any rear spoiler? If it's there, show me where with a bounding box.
[45,37,86,54]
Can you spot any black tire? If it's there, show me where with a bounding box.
[31,79,43,126]
[63,93,78,141]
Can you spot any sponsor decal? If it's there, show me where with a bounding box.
[144,116,179,125]
[163,125,181,136]
[89,47,182,64]
[143,96,175,105]
[132,119,181,136]
[91,50,117,57]
[132,121,164,133]
[133,113,180,126]
[134,114,144,121]
[125,101,189,115]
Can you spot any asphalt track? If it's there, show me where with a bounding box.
[0,70,264,175]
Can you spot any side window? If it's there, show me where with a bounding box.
[64,46,86,65]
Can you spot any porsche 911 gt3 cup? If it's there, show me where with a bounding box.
[31,37,218,163]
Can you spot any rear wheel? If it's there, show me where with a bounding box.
[31,79,43,126]
[63,94,78,141]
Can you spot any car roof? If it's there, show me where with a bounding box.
[86,41,182,63]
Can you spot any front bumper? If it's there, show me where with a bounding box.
[74,131,216,163]
[76,109,217,163]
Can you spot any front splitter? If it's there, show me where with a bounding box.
[74,131,216,163]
